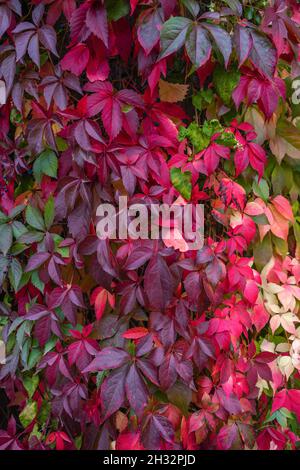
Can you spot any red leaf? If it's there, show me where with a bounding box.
[122,327,149,339]
[61,43,90,76]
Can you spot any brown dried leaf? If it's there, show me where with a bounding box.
[159,79,189,103]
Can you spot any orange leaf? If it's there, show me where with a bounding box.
[271,195,294,222]
[122,327,148,339]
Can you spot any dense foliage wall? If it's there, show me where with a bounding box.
[0,0,300,450]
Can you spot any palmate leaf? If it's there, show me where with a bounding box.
[12,6,58,69]
[1,0,299,452]
[159,16,276,76]
[159,16,232,68]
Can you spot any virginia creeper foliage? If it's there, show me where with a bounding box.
[0,0,300,451]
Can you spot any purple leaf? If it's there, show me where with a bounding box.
[137,9,164,55]
[0,52,16,93]
[233,24,252,67]
[86,4,108,48]
[0,5,12,38]
[32,4,44,26]
[14,29,34,62]
[217,424,238,450]
[203,23,232,67]
[159,354,177,390]
[27,33,40,68]
[83,347,130,372]
[25,252,50,272]
[39,25,58,56]
[159,17,192,60]
[101,365,128,420]
[185,25,212,68]
[249,29,277,76]
[125,364,148,415]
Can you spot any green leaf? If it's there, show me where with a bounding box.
[294,221,300,246]
[96,371,107,388]
[53,234,69,257]
[8,258,22,291]
[19,400,38,428]
[222,0,242,15]
[0,224,12,256]
[252,213,269,225]
[18,230,44,244]
[178,122,210,152]
[75,435,83,450]
[202,119,223,137]
[170,167,192,200]
[26,205,45,231]
[18,271,31,291]
[213,65,240,106]
[56,137,68,151]
[0,255,9,284]
[277,119,300,150]
[11,221,27,239]
[23,375,39,399]
[159,17,192,60]
[9,204,25,219]
[271,163,293,194]
[253,177,269,201]
[215,130,238,148]
[16,321,32,349]
[192,89,213,111]
[33,150,58,183]
[253,233,272,271]
[167,381,192,415]
[106,0,129,21]
[44,336,57,354]
[29,424,42,442]
[31,270,45,293]
[273,236,288,257]
[0,211,9,224]
[10,242,28,256]
[181,0,200,17]
[38,401,50,426]
[44,196,55,230]
[27,348,42,369]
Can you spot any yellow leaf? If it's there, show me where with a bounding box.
[159,80,189,103]
[52,122,62,135]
